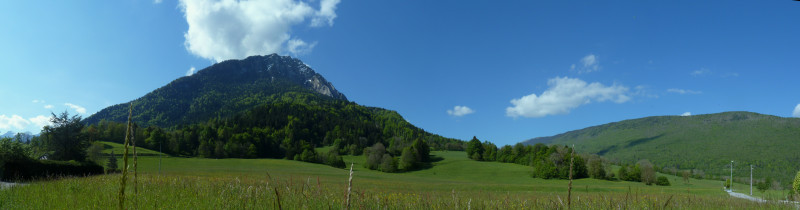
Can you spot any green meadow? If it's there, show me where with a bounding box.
[0,142,794,209]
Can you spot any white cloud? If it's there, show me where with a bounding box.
[0,114,54,133]
[633,85,658,98]
[0,115,30,131]
[32,100,44,103]
[311,0,340,27]
[180,0,341,62]
[186,66,197,76]
[681,112,692,116]
[572,54,600,73]
[44,105,54,109]
[287,38,317,56]
[64,103,87,114]
[723,72,739,77]
[667,88,702,95]
[506,77,630,118]
[691,68,710,76]
[29,115,51,130]
[447,106,475,117]
[793,104,800,118]
[154,0,163,4]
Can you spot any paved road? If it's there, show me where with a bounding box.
[0,181,25,190]
[727,191,767,203]
[727,190,799,206]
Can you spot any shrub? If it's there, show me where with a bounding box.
[628,165,642,182]
[532,160,558,179]
[323,151,345,169]
[617,166,629,181]
[793,171,800,195]
[587,157,606,179]
[87,142,105,164]
[400,147,418,170]
[637,160,656,185]
[364,143,386,170]
[757,180,769,193]
[757,177,771,193]
[656,176,670,186]
[470,153,482,161]
[605,169,616,181]
[1,159,103,181]
[379,154,397,173]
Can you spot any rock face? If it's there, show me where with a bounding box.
[241,54,347,101]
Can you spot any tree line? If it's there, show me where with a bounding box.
[1,112,103,181]
[465,136,671,185]
[3,90,465,179]
[465,136,589,179]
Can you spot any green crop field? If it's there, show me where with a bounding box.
[0,142,795,209]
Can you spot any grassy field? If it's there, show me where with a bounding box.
[0,142,795,209]
[101,141,169,156]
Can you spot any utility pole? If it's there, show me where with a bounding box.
[158,139,164,175]
[567,144,574,209]
[750,165,753,196]
[730,160,734,192]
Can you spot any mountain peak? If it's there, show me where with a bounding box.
[201,54,347,101]
[84,55,347,127]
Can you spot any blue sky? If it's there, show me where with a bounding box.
[1,1,798,146]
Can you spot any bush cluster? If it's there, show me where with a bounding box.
[617,160,657,185]
[466,137,588,180]
[363,138,430,173]
[1,159,103,181]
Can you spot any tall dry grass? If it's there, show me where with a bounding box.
[118,104,133,209]
[1,172,796,209]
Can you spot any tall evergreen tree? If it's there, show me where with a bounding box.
[107,151,118,172]
[412,138,430,162]
[466,136,484,160]
[41,111,87,161]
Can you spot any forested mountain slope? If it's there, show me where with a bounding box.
[521,112,800,184]
[83,54,464,164]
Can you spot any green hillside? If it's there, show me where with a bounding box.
[99,141,167,157]
[521,111,800,184]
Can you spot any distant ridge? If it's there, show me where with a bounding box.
[0,131,36,141]
[520,111,800,183]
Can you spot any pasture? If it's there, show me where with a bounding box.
[0,142,793,209]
